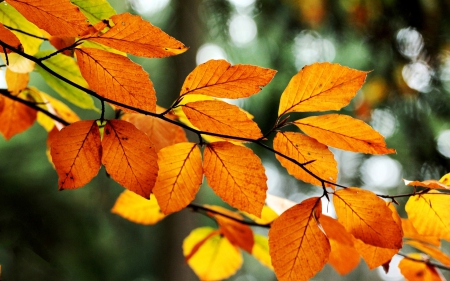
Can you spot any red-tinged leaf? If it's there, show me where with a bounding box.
[122,113,187,152]
[405,190,450,241]
[402,219,440,246]
[180,59,276,98]
[153,143,203,215]
[0,23,22,53]
[406,240,450,266]
[269,197,330,281]
[320,215,360,275]
[49,36,75,56]
[5,69,29,95]
[203,141,267,216]
[5,0,91,37]
[83,13,187,58]
[101,119,158,198]
[333,188,403,249]
[353,238,399,269]
[273,131,338,187]
[0,92,37,140]
[75,48,156,113]
[404,179,450,190]
[278,62,368,116]
[111,191,165,225]
[399,253,445,281]
[50,120,101,189]
[294,114,396,154]
[206,205,254,253]
[182,100,263,140]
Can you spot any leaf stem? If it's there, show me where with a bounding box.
[396,252,450,271]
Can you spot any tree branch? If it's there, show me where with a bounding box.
[397,252,450,271]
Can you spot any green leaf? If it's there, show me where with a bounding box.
[0,4,43,54]
[34,51,97,110]
[71,0,116,24]
[79,40,126,56]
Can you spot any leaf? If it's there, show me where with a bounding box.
[404,179,450,190]
[206,205,254,253]
[122,113,187,152]
[353,238,399,270]
[0,23,22,53]
[71,0,116,24]
[152,143,203,215]
[402,219,440,247]
[50,120,101,189]
[182,100,263,140]
[406,241,450,266]
[1,52,35,73]
[84,13,187,58]
[0,3,43,54]
[399,253,444,281]
[242,205,279,225]
[203,141,267,216]
[405,190,450,240]
[439,172,450,185]
[180,59,276,98]
[101,119,158,198]
[273,131,338,187]
[278,62,368,116]
[265,193,297,215]
[0,91,37,140]
[269,197,330,281]
[5,0,91,37]
[294,114,396,154]
[111,191,165,225]
[5,69,29,94]
[34,51,96,110]
[333,188,403,248]
[183,227,243,281]
[320,215,360,275]
[49,36,75,56]
[252,234,273,270]
[75,47,156,113]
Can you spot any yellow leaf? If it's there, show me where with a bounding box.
[333,188,403,248]
[273,131,338,187]
[182,100,263,140]
[183,227,243,281]
[405,190,450,240]
[153,143,203,215]
[439,172,450,185]
[180,59,276,98]
[35,90,80,131]
[278,62,368,116]
[2,53,35,73]
[50,120,101,189]
[75,48,156,113]
[102,120,159,198]
[265,193,297,215]
[5,68,28,95]
[269,197,330,281]
[84,13,187,58]
[111,191,165,225]
[252,234,273,270]
[203,141,267,216]
[399,253,445,281]
[294,114,396,154]
[402,219,440,247]
[406,240,450,266]
[242,205,279,224]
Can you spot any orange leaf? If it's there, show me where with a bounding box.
[5,0,90,37]
[353,238,399,270]
[294,114,396,154]
[153,143,203,215]
[405,190,450,240]
[206,205,254,253]
[273,131,338,187]
[50,120,101,189]
[399,253,445,281]
[83,13,187,58]
[122,113,187,152]
[406,240,450,266]
[404,179,450,190]
[75,48,156,113]
[203,141,267,216]
[320,215,360,275]
[0,23,22,52]
[111,191,165,225]
[182,100,263,140]
[101,119,158,198]
[402,219,440,247]
[333,188,403,248]
[49,36,75,56]
[0,92,37,140]
[278,62,367,116]
[180,59,276,98]
[5,69,29,95]
[269,197,330,281]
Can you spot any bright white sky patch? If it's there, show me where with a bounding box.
[437,130,450,158]
[129,0,170,15]
[196,43,228,65]
[360,156,402,189]
[229,14,257,46]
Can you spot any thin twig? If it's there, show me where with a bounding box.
[397,252,450,271]
[3,25,48,41]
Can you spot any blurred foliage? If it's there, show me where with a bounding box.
[1,0,450,280]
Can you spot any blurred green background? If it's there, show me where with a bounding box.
[1,0,450,280]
